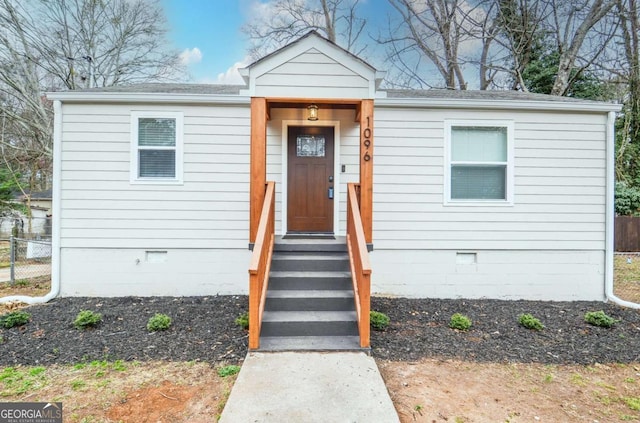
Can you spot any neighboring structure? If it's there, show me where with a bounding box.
[47,32,621,301]
[0,189,52,238]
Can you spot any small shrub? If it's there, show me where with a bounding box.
[370,311,390,331]
[0,311,30,328]
[584,310,618,328]
[217,365,241,377]
[235,312,249,330]
[147,313,172,332]
[519,313,544,331]
[74,310,102,329]
[449,313,472,331]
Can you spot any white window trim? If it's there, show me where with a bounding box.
[444,119,514,206]
[130,111,184,185]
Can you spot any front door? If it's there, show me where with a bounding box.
[287,126,334,233]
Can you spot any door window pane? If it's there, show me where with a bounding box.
[297,136,325,157]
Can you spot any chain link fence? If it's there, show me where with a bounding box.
[614,253,640,304]
[0,237,51,297]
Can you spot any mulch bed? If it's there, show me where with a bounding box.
[1,296,640,366]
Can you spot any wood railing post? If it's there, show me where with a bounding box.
[248,181,276,350]
[346,183,372,349]
[250,98,267,245]
[359,100,374,244]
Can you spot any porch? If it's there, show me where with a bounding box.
[247,98,374,350]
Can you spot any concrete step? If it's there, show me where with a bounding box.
[258,336,363,352]
[268,271,351,290]
[270,254,350,272]
[260,311,359,337]
[265,289,354,311]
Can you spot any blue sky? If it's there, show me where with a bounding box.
[160,0,392,84]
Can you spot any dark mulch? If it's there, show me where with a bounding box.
[1,296,640,366]
[0,296,248,366]
[372,297,640,364]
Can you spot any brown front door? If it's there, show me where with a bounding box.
[287,126,334,233]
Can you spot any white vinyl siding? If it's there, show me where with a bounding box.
[254,49,370,99]
[130,111,183,184]
[60,104,250,250]
[373,107,607,251]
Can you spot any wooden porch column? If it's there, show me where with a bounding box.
[250,97,267,244]
[359,99,374,244]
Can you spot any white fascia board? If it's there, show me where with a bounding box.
[46,91,251,105]
[375,97,623,113]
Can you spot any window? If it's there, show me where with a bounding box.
[445,121,513,204]
[130,111,183,184]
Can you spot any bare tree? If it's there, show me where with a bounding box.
[378,0,509,90]
[27,0,182,89]
[495,0,549,90]
[0,0,182,201]
[463,1,504,90]
[381,0,468,89]
[614,0,640,182]
[243,0,367,60]
[546,0,617,95]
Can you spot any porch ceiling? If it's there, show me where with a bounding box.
[265,98,360,121]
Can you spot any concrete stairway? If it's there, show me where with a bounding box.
[258,238,363,351]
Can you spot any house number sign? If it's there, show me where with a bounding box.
[363,116,372,162]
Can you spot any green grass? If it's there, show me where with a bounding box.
[614,256,640,303]
[217,365,241,377]
[0,366,48,396]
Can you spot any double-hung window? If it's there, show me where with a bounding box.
[445,120,514,204]
[130,111,183,184]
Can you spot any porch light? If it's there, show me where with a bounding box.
[307,104,319,121]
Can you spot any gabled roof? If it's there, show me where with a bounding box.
[244,30,377,77]
[238,30,385,97]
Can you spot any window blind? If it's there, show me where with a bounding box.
[137,117,176,178]
[450,126,508,200]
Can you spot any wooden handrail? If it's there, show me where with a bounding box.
[347,183,371,348]
[248,181,276,350]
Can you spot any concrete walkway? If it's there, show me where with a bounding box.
[219,351,400,423]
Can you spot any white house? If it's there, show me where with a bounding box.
[44,32,621,303]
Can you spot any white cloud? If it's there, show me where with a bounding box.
[179,47,203,66]
[215,59,250,85]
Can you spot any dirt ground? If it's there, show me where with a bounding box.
[7,361,237,422]
[380,359,640,423]
[4,359,640,422]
